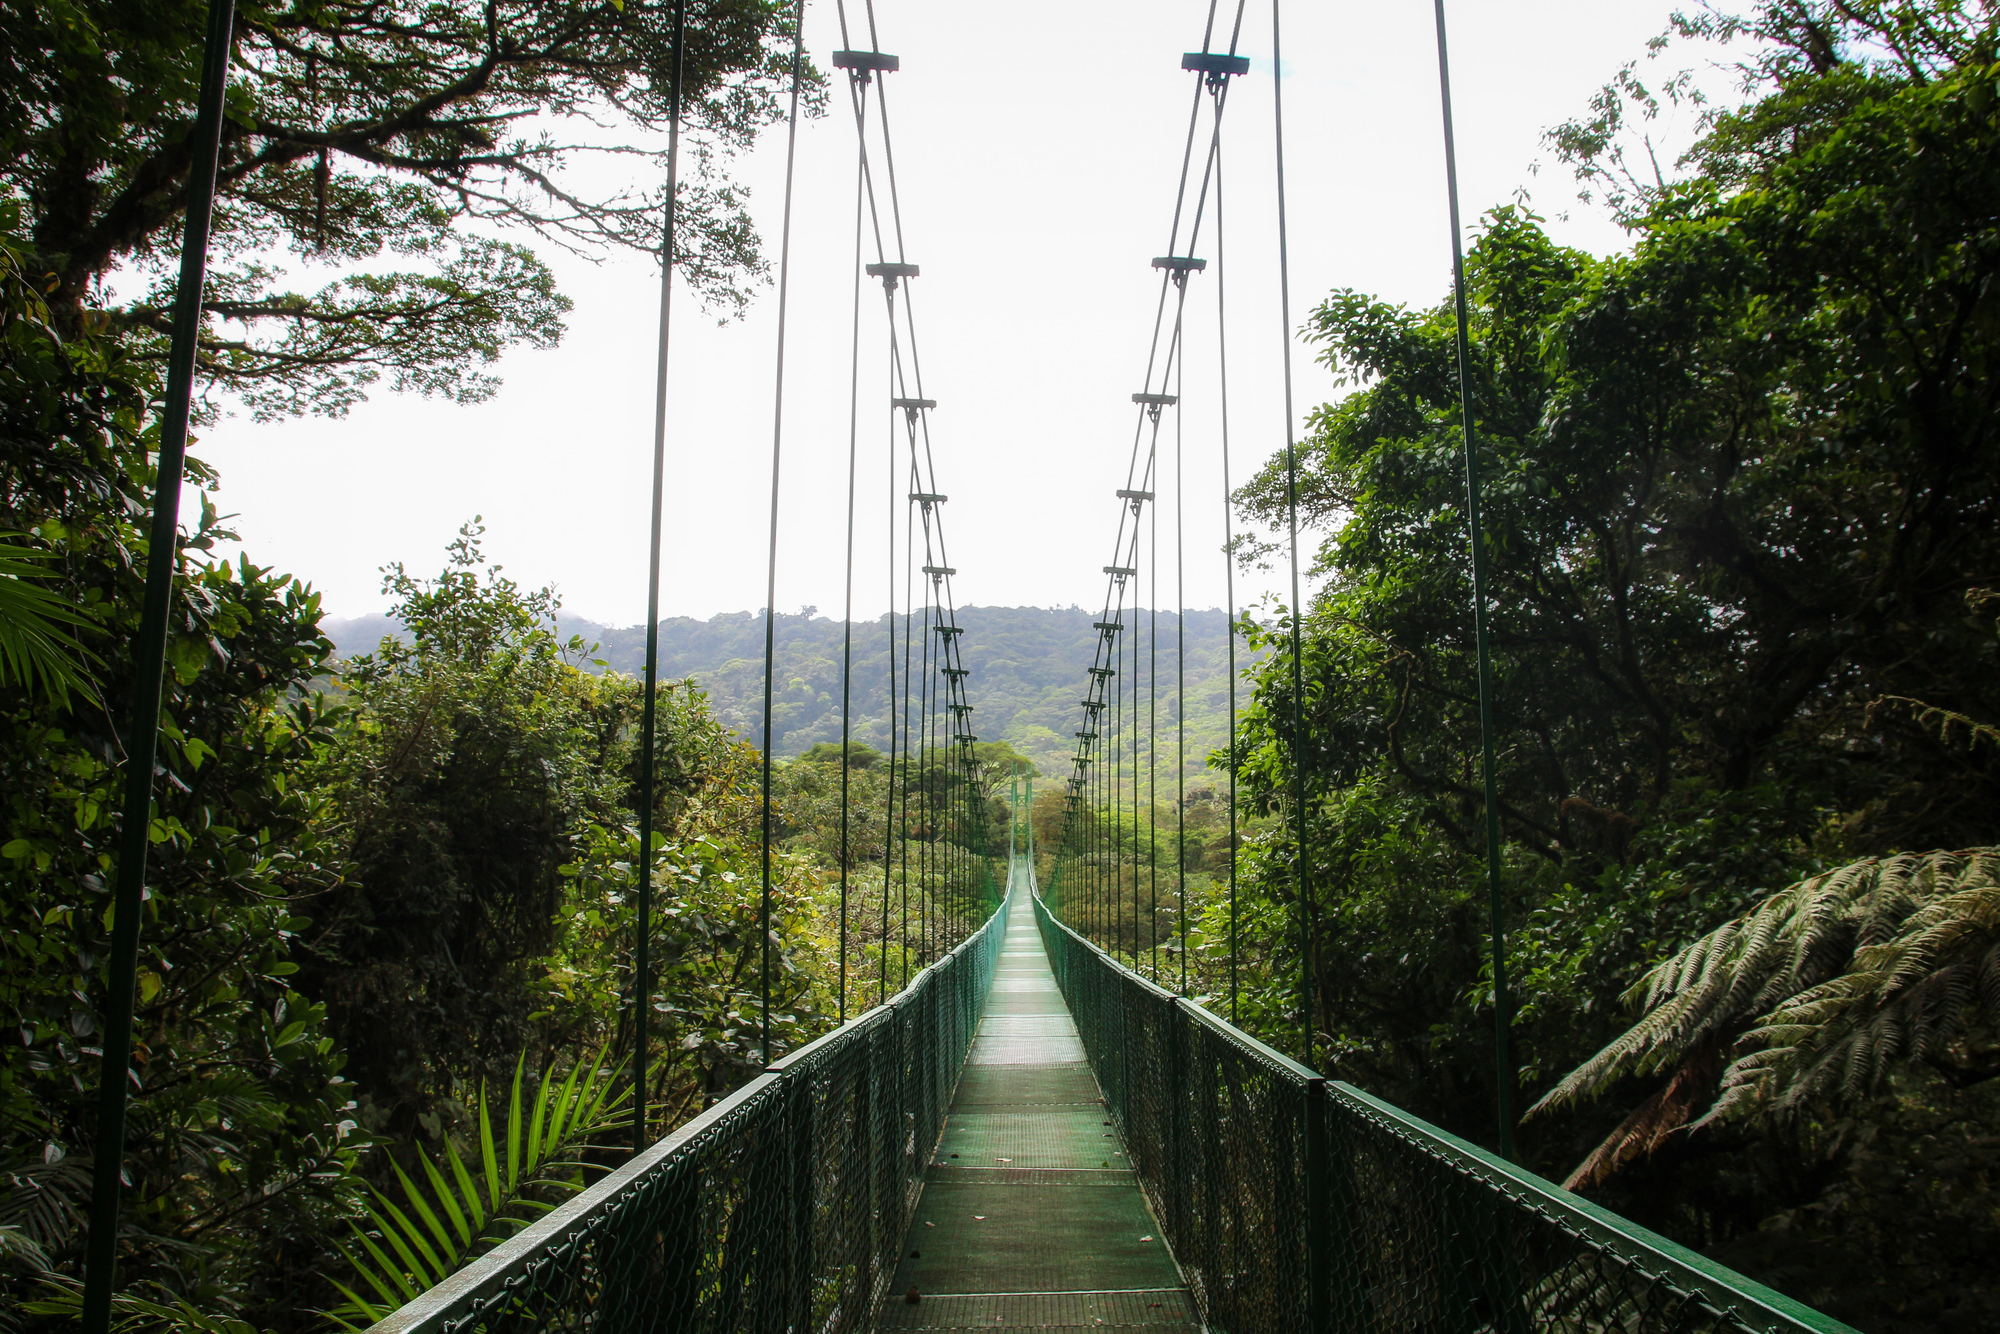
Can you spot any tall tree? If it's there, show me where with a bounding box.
[7,0,805,417]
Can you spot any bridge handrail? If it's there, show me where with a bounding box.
[363,871,1014,1334]
[1031,882,1858,1334]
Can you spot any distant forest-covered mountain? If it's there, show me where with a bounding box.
[321,605,1262,781]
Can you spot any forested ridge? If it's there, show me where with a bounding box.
[1,0,1997,1331]
[324,605,1255,781]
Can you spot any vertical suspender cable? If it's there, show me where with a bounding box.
[918,560,933,963]
[1432,0,1514,1160]
[880,359,898,1005]
[1176,335,1188,995]
[898,472,916,986]
[836,74,867,1026]
[758,0,807,1064]
[83,5,236,1330]
[633,0,687,1150]
[1270,0,1313,1068]
[1215,151,1241,1025]
[1149,454,1159,977]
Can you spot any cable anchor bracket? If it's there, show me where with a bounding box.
[867,260,920,292]
[1117,488,1155,516]
[1182,50,1250,91]
[833,50,902,82]
[1151,255,1207,289]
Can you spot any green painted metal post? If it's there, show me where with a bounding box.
[81,5,235,1332]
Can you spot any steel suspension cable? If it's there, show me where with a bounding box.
[1053,5,1249,962]
[842,16,985,978]
[756,0,808,1065]
[1215,144,1242,1025]
[633,0,687,1141]
[1270,0,1312,1069]
[1433,0,1515,1161]
[897,455,916,987]
[1176,328,1188,995]
[836,70,867,1025]
[83,4,235,1329]
[1149,437,1160,976]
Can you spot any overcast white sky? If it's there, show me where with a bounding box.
[194,0,1702,627]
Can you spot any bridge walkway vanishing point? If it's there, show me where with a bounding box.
[360,841,1860,1334]
[876,875,1200,1333]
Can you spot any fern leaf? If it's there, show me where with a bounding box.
[1536,847,2000,1182]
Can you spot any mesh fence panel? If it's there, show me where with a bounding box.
[1032,893,1858,1334]
[364,886,1007,1334]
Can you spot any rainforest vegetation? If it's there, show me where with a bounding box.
[0,0,1010,1327]
[1182,2,1999,1328]
[2,0,1997,1332]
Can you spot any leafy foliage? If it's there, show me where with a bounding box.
[1533,849,2000,1185]
[0,206,363,1327]
[1218,1,2000,1323]
[0,539,100,708]
[11,0,807,417]
[330,1051,625,1328]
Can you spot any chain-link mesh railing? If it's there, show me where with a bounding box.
[1033,891,1858,1334]
[362,882,1009,1334]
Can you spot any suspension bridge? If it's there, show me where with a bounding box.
[79,0,1868,1331]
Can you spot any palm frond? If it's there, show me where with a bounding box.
[24,1276,261,1334]
[0,539,100,707]
[1532,848,2000,1183]
[0,1224,49,1272]
[329,1048,627,1328]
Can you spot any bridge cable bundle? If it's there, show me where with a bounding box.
[631,0,689,1155]
[1046,0,1268,1026]
[1041,0,1519,1142]
[832,0,991,1017]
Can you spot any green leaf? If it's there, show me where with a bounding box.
[478,1080,503,1216]
[418,1142,473,1248]
[506,1052,525,1196]
[444,1136,486,1233]
[389,1159,457,1264]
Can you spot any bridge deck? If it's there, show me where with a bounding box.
[876,887,1199,1333]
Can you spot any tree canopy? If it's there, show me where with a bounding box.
[1220,1,2000,1322]
[10,0,806,417]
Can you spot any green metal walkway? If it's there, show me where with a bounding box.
[877,884,1200,1333]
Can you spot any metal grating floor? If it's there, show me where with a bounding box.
[881,888,1193,1331]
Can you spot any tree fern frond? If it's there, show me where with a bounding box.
[1535,848,2000,1178]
